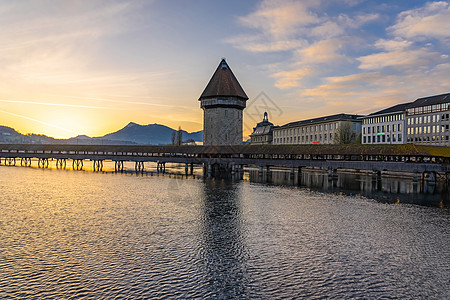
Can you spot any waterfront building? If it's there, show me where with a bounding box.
[199,59,248,145]
[405,93,450,146]
[361,103,409,144]
[272,114,362,145]
[249,112,274,144]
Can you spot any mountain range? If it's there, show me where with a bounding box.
[0,122,203,145]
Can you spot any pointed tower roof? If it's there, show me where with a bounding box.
[199,59,248,101]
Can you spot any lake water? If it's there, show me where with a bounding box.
[0,163,449,298]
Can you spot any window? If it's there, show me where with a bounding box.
[363,136,366,143]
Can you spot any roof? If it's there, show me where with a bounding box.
[0,143,448,158]
[406,93,450,109]
[276,113,363,129]
[365,102,411,117]
[250,124,273,136]
[199,59,248,101]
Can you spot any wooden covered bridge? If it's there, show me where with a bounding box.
[1,143,449,181]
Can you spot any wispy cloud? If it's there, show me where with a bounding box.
[227,0,450,121]
[0,109,79,135]
[388,1,450,41]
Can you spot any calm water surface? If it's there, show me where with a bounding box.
[0,165,449,299]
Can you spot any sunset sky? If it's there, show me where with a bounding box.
[1,0,449,138]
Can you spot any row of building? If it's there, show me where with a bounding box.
[250,93,450,147]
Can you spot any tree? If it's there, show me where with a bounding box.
[177,126,183,145]
[171,131,176,145]
[334,121,356,144]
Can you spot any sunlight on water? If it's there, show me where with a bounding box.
[0,166,449,298]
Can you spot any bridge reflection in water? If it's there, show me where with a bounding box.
[248,168,449,208]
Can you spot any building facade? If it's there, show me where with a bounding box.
[249,112,274,144]
[199,59,248,145]
[361,103,409,144]
[272,114,362,145]
[405,93,450,146]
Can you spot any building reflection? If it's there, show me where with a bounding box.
[248,168,449,207]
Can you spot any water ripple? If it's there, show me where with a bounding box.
[0,167,449,299]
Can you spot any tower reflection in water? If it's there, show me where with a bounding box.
[197,179,250,298]
[248,168,449,207]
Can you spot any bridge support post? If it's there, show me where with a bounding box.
[424,171,436,185]
[20,157,32,167]
[258,166,264,182]
[185,163,189,176]
[38,158,49,168]
[115,161,124,172]
[328,168,338,180]
[72,159,83,170]
[93,160,103,172]
[298,167,303,185]
[190,163,194,175]
[135,161,144,173]
[266,166,271,182]
[413,171,419,182]
[56,158,66,169]
[206,164,212,178]
[6,157,16,166]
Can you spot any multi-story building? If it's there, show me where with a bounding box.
[405,93,450,146]
[249,112,274,144]
[272,114,362,145]
[361,103,409,144]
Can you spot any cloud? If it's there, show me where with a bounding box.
[238,0,321,39]
[357,48,443,70]
[297,38,351,64]
[337,13,380,28]
[227,0,450,122]
[374,38,412,51]
[388,1,450,41]
[272,68,312,89]
[225,34,306,52]
[309,21,344,39]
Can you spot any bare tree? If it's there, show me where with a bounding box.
[171,131,176,145]
[334,121,356,144]
[177,126,183,145]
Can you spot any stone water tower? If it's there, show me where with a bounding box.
[199,59,248,145]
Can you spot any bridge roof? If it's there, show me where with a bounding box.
[199,59,248,101]
[0,144,449,158]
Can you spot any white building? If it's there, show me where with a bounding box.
[273,114,362,145]
[405,93,450,146]
[361,103,409,144]
[250,112,274,144]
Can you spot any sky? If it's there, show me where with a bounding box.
[0,0,449,139]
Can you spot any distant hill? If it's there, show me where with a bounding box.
[0,123,203,145]
[0,126,57,144]
[99,122,202,145]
